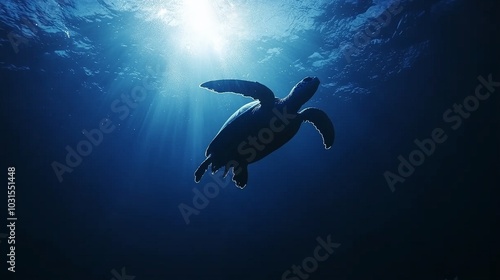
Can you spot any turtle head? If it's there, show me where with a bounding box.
[283,77,320,112]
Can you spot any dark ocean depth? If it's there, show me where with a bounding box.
[1,0,499,279]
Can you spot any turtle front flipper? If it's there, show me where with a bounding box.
[299,107,335,149]
[232,164,248,189]
[194,156,212,183]
[200,80,275,106]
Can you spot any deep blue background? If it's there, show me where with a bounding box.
[1,0,499,279]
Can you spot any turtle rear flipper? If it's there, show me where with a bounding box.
[194,156,212,182]
[232,164,248,189]
[299,107,335,149]
[222,164,231,178]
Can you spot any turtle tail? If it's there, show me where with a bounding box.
[194,156,212,183]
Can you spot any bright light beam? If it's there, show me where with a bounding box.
[179,0,228,55]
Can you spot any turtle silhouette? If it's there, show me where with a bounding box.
[195,77,335,188]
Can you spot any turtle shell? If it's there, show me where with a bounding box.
[206,100,264,157]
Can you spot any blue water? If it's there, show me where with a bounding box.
[1,0,498,279]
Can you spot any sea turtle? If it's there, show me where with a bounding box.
[194,77,335,189]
